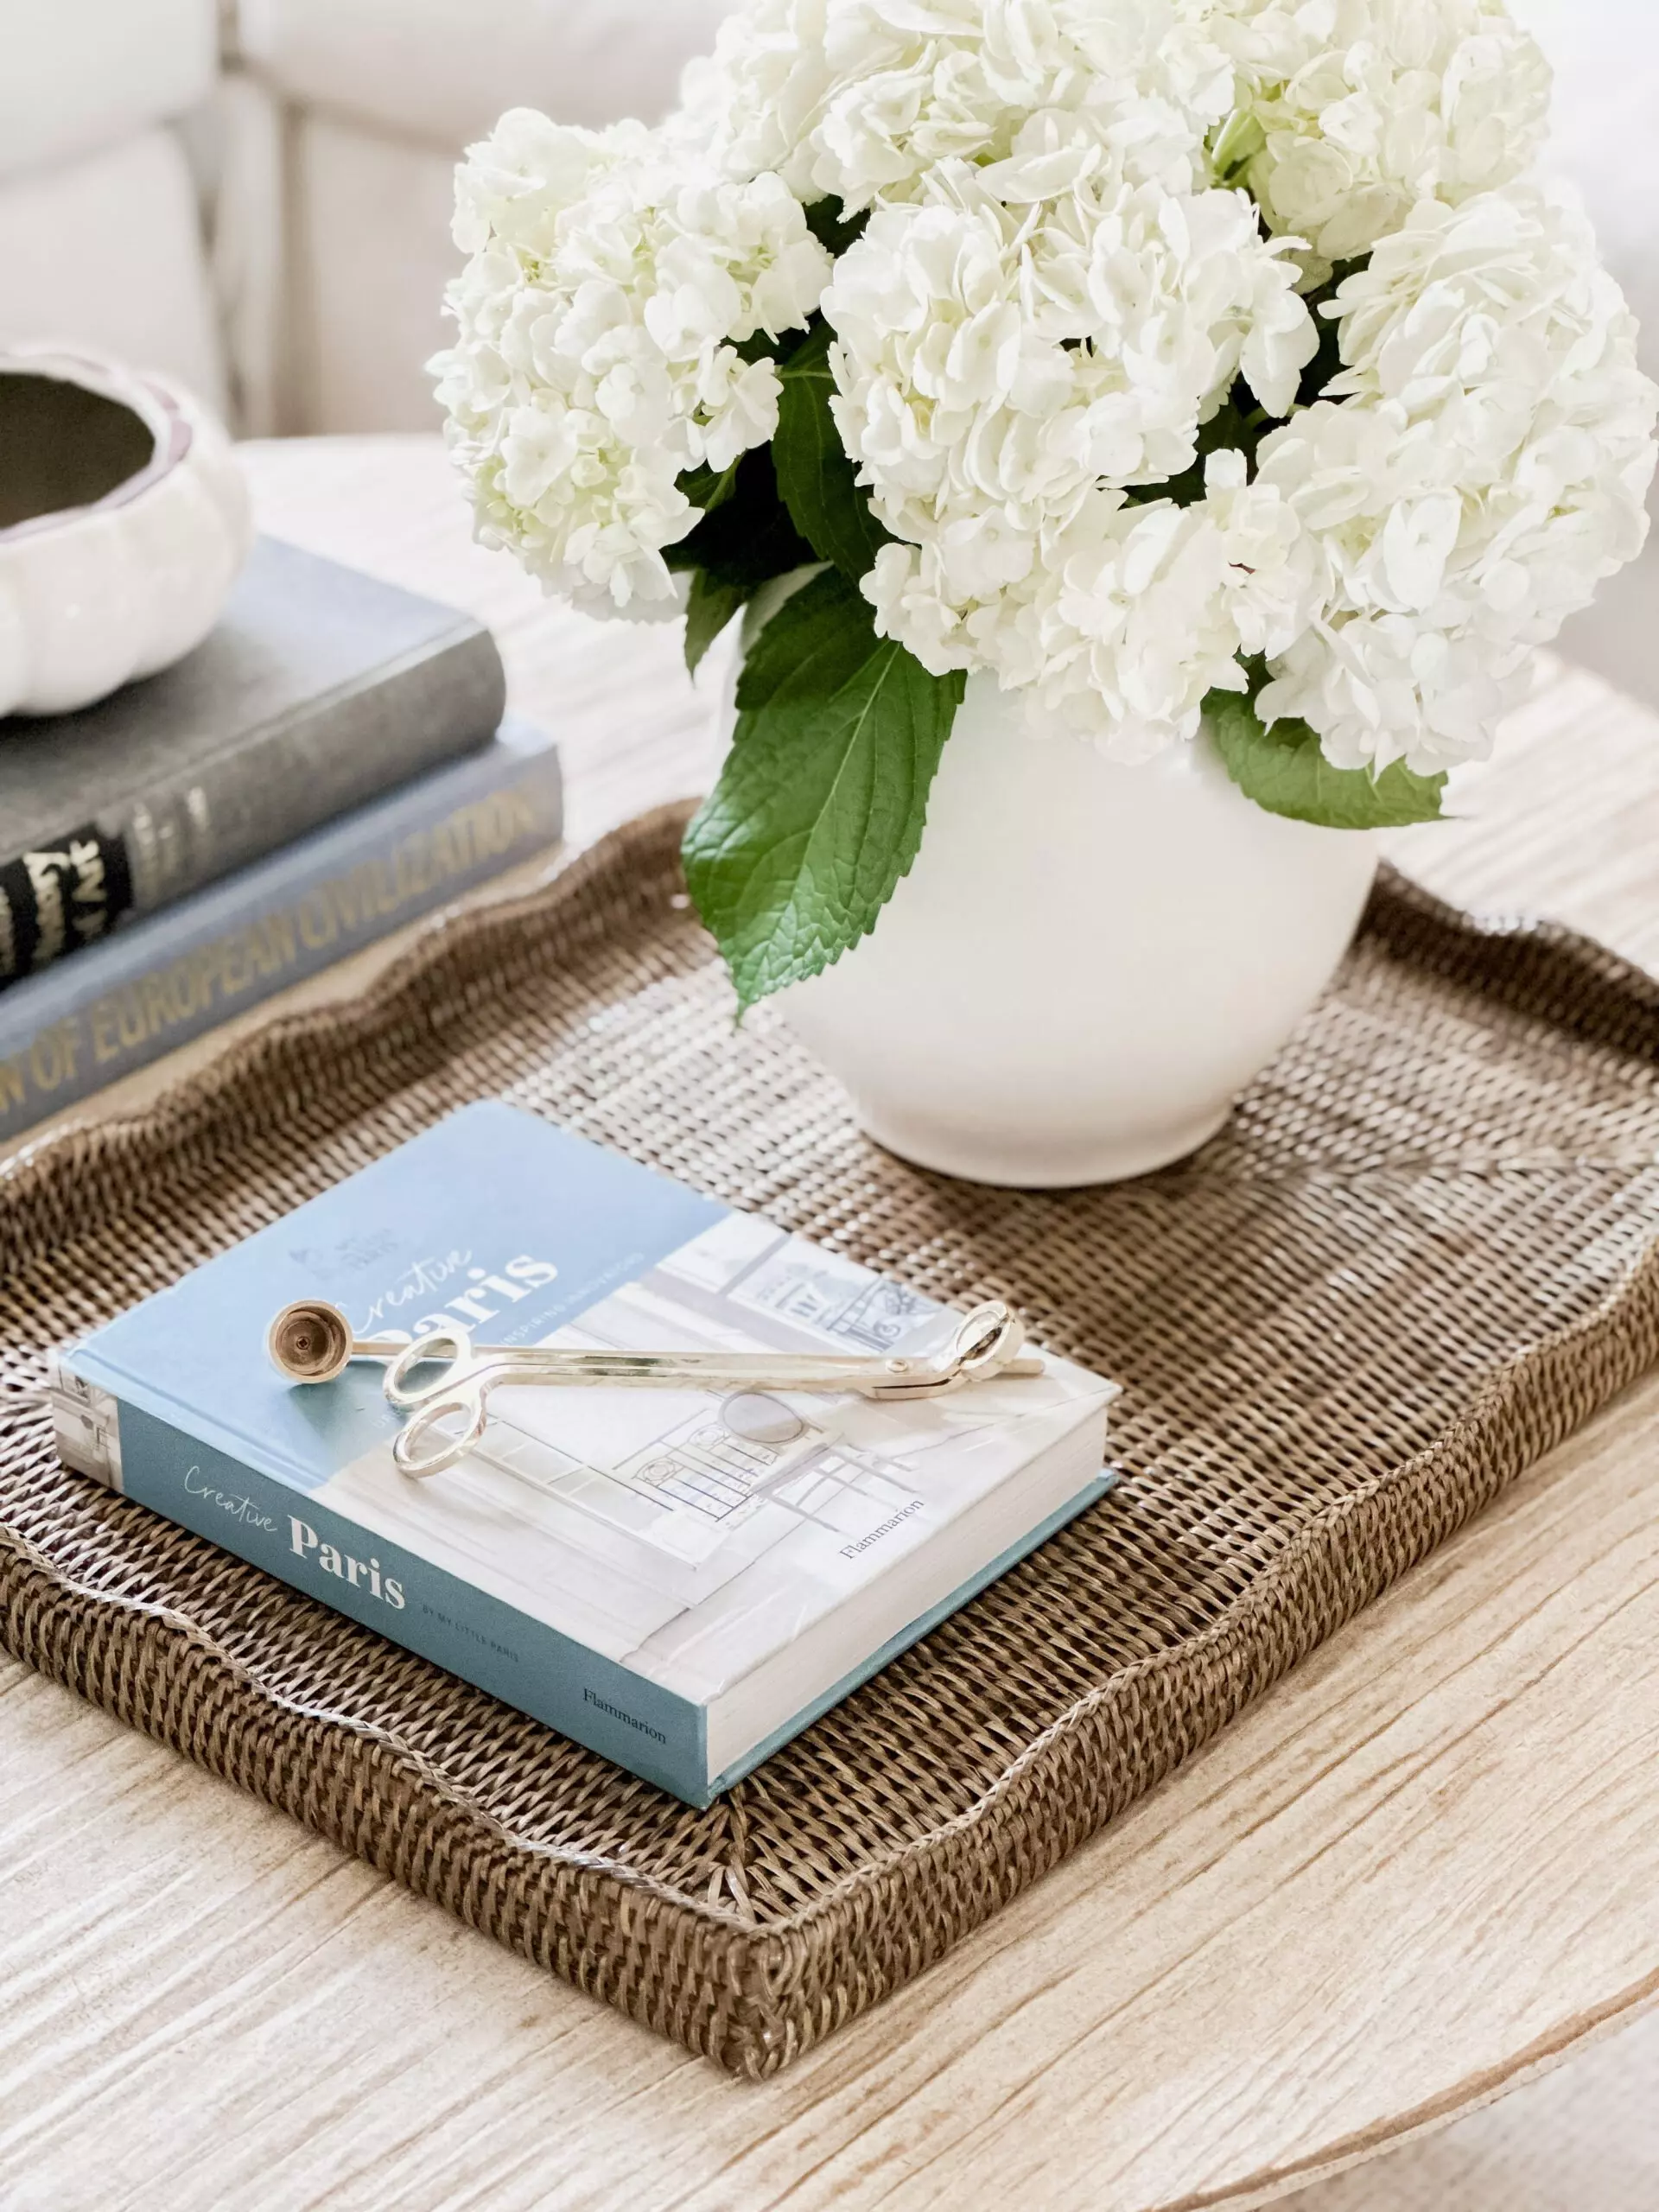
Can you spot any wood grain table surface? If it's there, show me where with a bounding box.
[0,435,1655,2212]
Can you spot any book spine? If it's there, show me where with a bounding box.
[47,1377,711,1803]
[0,730,562,1142]
[0,625,507,982]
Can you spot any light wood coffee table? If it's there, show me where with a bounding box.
[1,435,1656,2212]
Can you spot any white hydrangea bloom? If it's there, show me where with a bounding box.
[442,9,1656,796]
[1213,0,1553,270]
[692,0,1238,209]
[430,108,831,617]
[824,150,1317,742]
[826,149,1315,517]
[1255,183,1658,772]
[867,452,1322,753]
[1016,459,1322,749]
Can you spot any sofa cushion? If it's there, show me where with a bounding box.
[0,128,228,412]
[283,113,459,434]
[238,0,734,149]
[0,0,217,185]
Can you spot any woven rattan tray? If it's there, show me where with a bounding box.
[3,802,1657,2078]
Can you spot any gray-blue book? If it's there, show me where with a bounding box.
[0,720,562,1141]
[48,1103,1117,1804]
[0,536,506,988]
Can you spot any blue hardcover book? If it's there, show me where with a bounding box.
[49,1103,1118,1804]
[0,720,562,1141]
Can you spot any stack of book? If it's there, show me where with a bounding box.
[0,537,562,1142]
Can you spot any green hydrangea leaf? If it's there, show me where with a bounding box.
[683,568,963,1012]
[773,321,892,585]
[1207,687,1447,830]
[683,571,752,677]
[677,458,740,515]
[664,445,815,588]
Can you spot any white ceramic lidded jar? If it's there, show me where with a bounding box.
[711,583,1380,1190]
[0,350,251,718]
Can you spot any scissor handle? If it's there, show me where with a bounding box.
[392,1387,492,1479]
[951,1301,1027,1379]
[382,1325,478,1411]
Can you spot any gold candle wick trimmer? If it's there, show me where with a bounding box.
[267,1297,1046,1479]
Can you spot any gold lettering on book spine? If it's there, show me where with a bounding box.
[68,837,111,945]
[22,852,67,969]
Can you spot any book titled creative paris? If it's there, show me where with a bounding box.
[49,1104,1116,1803]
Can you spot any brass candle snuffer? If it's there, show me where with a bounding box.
[267,1298,1046,1478]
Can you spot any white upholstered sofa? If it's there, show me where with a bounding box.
[0,0,227,412]
[0,0,729,435]
[227,0,733,435]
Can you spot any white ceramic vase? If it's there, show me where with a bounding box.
[0,349,251,717]
[770,674,1380,1189]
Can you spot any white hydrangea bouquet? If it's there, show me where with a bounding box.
[432,0,1657,1014]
